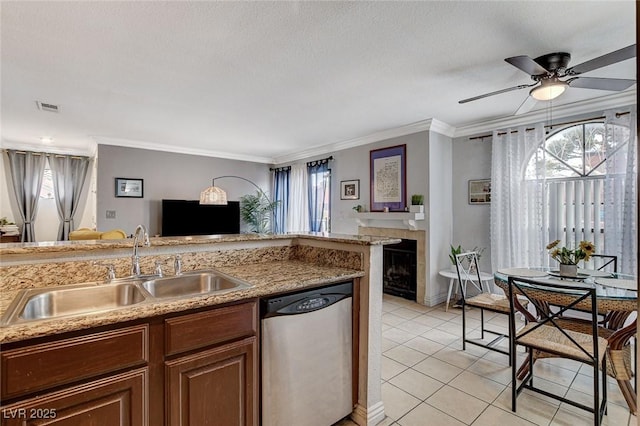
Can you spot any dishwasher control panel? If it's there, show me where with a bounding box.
[260,281,353,318]
[297,297,329,311]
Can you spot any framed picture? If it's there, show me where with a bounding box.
[115,178,144,198]
[370,144,406,212]
[468,179,491,204]
[340,179,360,200]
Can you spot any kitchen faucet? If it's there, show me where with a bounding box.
[131,224,150,276]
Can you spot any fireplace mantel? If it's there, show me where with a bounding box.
[354,212,425,230]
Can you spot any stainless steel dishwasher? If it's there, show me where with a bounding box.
[261,281,353,426]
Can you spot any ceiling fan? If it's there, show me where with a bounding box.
[459,44,636,115]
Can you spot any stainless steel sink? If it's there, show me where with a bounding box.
[141,271,252,299]
[1,270,253,326]
[1,282,149,325]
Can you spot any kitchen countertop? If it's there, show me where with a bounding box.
[0,259,365,344]
[0,232,396,256]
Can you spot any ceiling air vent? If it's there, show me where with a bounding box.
[36,101,59,113]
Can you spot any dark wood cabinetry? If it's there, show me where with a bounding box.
[166,337,257,426]
[1,368,148,426]
[164,301,258,426]
[1,300,259,426]
[1,325,148,400]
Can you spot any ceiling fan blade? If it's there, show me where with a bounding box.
[505,55,549,76]
[567,77,636,91]
[514,95,537,116]
[458,83,535,104]
[566,44,636,75]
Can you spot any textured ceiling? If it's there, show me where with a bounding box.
[1,1,636,163]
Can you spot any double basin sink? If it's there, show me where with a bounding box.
[1,270,253,326]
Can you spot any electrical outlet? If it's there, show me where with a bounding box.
[106,210,116,219]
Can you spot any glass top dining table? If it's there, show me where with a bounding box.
[493,267,637,311]
[493,267,638,414]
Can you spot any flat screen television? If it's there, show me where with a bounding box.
[162,199,240,236]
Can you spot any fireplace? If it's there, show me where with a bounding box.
[383,239,417,300]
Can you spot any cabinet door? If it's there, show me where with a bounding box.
[0,368,148,426]
[166,336,257,426]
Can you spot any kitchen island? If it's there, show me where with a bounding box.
[0,233,397,425]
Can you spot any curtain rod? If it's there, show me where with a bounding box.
[306,155,333,167]
[269,165,291,172]
[468,111,630,141]
[2,149,90,160]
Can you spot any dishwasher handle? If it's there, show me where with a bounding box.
[263,293,350,318]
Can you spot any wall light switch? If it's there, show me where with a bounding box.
[106,210,116,219]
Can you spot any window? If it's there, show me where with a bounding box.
[524,121,629,255]
[308,168,331,232]
[39,163,55,199]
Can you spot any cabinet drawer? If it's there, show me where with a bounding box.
[165,301,257,356]
[1,324,148,400]
[0,368,148,426]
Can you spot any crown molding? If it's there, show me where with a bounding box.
[273,118,455,164]
[453,90,636,138]
[90,90,635,164]
[428,118,456,137]
[94,136,275,164]
[0,139,97,157]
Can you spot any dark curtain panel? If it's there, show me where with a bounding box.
[273,167,290,234]
[49,154,90,240]
[307,161,329,232]
[5,150,46,242]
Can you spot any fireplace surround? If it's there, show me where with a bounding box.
[358,226,426,304]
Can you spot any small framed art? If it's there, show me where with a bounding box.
[115,178,144,198]
[340,179,360,200]
[468,179,491,204]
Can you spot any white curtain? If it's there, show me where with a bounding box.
[490,124,546,272]
[286,163,309,233]
[603,108,637,275]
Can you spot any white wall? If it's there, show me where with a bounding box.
[427,130,454,305]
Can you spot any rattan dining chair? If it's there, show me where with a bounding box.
[507,276,608,426]
[455,252,511,363]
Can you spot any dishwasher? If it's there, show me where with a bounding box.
[261,281,353,426]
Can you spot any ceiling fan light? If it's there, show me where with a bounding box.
[530,80,568,101]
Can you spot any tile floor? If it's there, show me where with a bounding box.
[338,294,636,426]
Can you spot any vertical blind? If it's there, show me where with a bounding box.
[546,178,606,269]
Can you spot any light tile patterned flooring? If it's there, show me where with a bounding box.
[338,294,636,426]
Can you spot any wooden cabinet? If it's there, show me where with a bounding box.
[1,325,148,400]
[165,301,258,426]
[1,300,259,426]
[0,235,20,243]
[1,368,148,426]
[166,337,257,426]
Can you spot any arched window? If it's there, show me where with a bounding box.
[524,121,630,265]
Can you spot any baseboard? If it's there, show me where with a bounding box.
[351,401,385,425]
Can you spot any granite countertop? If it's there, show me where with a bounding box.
[0,232,397,256]
[0,260,365,344]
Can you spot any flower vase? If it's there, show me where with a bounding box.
[559,264,578,277]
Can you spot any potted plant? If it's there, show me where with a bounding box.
[410,194,424,213]
[239,191,280,233]
[547,239,595,277]
[0,217,18,236]
[449,244,462,270]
